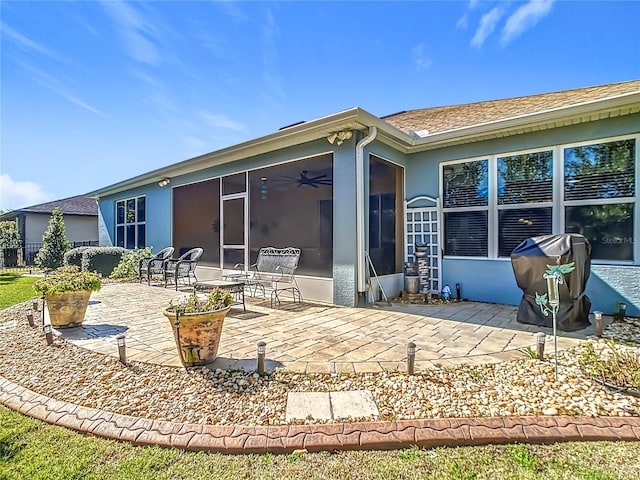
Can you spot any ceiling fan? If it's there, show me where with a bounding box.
[278,170,332,188]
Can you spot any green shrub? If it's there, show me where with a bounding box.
[33,265,102,295]
[35,208,71,270]
[110,247,153,279]
[63,247,91,269]
[63,246,128,277]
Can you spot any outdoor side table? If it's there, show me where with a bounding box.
[193,280,246,313]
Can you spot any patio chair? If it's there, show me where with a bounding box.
[163,247,203,290]
[139,247,174,285]
[250,247,303,307]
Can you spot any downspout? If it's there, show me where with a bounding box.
[355,126,377,305]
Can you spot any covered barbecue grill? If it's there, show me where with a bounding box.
[510,233,592,332]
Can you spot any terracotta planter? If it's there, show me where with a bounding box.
[163,306,231,367]
[45,290,92,328]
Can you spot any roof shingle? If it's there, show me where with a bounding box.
[382,80,640,135]
[3,195,97,217]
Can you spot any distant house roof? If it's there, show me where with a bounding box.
[0,195,97,220]
[382,80,640,136]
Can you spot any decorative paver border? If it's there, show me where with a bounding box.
[2,376,639,454]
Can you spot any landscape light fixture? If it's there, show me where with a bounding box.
[26,308,34,327]
[257,341,267,376]
[116,334,127,364]
[594,311,603,337]
[536,332,546,360]
[406,342,416,375]
[158,178,171,187]
[43,324,53,345]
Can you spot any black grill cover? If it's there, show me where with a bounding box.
[510,234,591,332]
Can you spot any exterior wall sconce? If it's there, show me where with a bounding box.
[257,341,266,375]
[326,130,353,146]
[158,178,171,187]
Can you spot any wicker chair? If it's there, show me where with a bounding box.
[163,248,203,290]
[139,247,174,285]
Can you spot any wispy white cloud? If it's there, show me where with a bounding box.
[457,14,469,30]
[471,6,505,48]
[216,0,249,22]
[260,8,285,108]
[456,0,481,29]
[0,22,61,59]
[412,43,433,71]
[15,59,104,116]
[200,113,246,133]
[101,1,162,66]
[501,0,556,45]
[0,174,52,211]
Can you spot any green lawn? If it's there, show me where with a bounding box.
[0,273,37,310]
[1,405,639,480]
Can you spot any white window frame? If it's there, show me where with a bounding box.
[115,195,146,249]
[494,147,555,258]
[439,156,490,259]
[560,134,639,265]
[439,133,639,264]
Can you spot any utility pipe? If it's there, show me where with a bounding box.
[355,126,377,304]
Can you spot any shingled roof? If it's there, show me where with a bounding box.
[2,195,97,217]
[382,80,640,136]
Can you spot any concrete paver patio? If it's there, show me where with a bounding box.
[55,282,602,373]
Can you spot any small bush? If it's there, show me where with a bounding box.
[84,247,128,277]
[33,265,102,295]
[110,248,153,280]
[62,246,127,277]
[64,247,91,269]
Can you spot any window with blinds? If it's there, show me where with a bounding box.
[442,159,488,208]
[444,211,487,257]
[564,139,635,200]
[440,136,637,263]
[498,207,552,257]
[498,151,553,205]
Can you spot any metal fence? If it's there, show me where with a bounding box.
[1,241,99,268]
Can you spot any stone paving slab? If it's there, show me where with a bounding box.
[285,392,332,422]
[330,390,379,419]
[53,283,604,373]
[2,376,639,454]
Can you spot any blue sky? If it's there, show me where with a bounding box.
[1,0,639,210]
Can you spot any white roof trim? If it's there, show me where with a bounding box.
[89,90,640,198]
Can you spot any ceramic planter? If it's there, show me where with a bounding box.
[163,306,231,367]
[45,290,92,328]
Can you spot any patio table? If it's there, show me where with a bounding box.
[193,280,246,313]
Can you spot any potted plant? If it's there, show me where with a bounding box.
[33,265,102,328]
[163,288,233,367]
